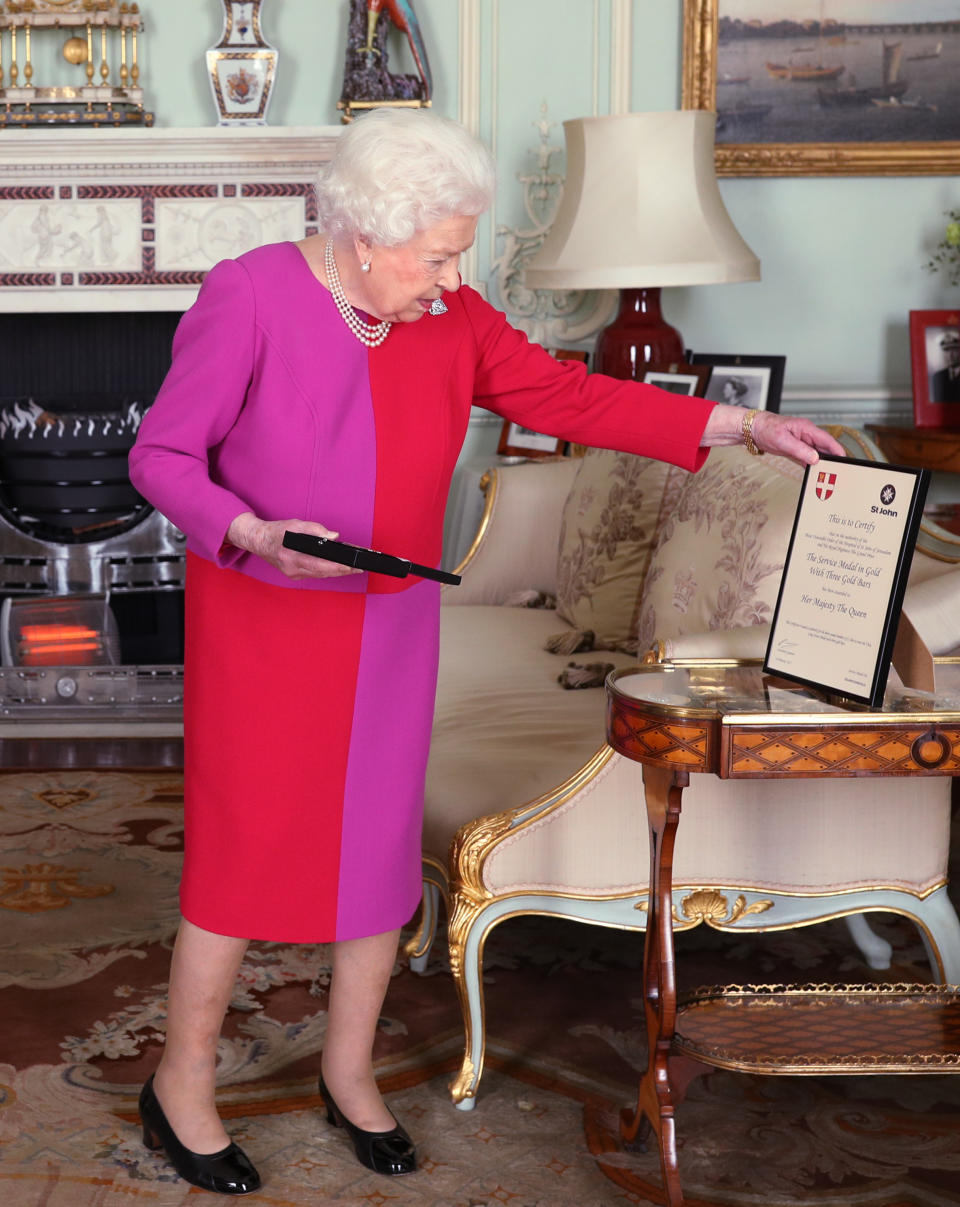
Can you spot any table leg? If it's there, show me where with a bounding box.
[620,763,688,1207]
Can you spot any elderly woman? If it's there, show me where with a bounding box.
[128,108,843,1195]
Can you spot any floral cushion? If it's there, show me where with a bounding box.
[636,446,804,651]
[554,448,682,650]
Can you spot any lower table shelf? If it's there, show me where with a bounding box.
[674,983,960,1074]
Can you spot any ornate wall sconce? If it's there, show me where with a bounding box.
[0,0,153,127]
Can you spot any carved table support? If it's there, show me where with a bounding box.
[620,763,688,1206]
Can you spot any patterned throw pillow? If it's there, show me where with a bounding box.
[636,445,804,651]
[553,448,680,651]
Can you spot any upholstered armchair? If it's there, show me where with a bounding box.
[415,428,960,1111]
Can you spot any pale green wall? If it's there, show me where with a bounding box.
[143,0,957,393]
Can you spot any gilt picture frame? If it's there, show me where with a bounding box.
[682,0,960,177]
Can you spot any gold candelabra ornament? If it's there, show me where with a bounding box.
[0,0,153,127]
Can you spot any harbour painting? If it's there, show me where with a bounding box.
[714,2,960,145]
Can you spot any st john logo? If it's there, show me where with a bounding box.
[815,470,836,500]
[871,482,899,517]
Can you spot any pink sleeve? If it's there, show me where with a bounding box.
[462,288,714,472]
[128,259,256,566]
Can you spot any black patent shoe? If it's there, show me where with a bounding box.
[318,1073,417,1176]
[139,1075,262,1195]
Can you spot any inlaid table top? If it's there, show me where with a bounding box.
[607,658,960,779]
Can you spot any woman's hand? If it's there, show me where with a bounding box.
[226,513,362,579]
[701,403,846,466]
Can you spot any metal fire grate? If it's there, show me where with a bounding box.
[0,506,185,596]
[0,664,183,719]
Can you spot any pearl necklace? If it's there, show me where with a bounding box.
[324,241,392,348]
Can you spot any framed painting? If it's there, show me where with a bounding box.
[909,309,960,427]
[687,352,786,411]
[682,0,960,176]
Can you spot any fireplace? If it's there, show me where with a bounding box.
[0,126,338,721]
[0,309,186,717]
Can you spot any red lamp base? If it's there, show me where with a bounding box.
[593,287,685,381]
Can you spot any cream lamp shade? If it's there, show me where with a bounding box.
[524,110,760,291]
[523,110,760,379]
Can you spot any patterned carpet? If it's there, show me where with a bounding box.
[2,770,960,1206]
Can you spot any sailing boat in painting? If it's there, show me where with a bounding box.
[765,58,845,80]
[766,1,845,80]
[817,40,908,107]
[907,40,942,61]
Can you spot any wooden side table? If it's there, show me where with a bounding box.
[864,424,960,537]
[865,424,960,475]
[605,658,960,1207]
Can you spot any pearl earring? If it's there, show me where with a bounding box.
[361,260,371,273]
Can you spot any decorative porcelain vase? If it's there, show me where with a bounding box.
[206,1,278,126]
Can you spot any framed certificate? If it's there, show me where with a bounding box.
[763,455,930,709]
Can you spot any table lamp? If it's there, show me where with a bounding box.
[523,111,760,379]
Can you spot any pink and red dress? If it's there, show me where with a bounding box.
[128,242,713,943]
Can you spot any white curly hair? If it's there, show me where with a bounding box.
[316,108,496,247]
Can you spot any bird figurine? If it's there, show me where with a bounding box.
[362,0,432,101]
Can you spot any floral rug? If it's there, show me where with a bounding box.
[1,770,960,1206]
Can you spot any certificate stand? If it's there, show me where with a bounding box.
[892,612,935,694]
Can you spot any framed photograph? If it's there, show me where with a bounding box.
[682,0,960,177]
[642,363,711,396]
[764,454,930,708]
[496,423,565,459]
[496,349,587,459]
[910,309,960,428]
[687,352,786,411]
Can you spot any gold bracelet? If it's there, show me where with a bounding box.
[741,408,765,456]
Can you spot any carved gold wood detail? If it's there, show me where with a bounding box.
[447,792,547,1030]
[681,0,960,178]
[403,854,447,961]
[715,142,960,180]
[641,640,666,666]
[448,1053,476,1104]
[678,889,773,928]
[0,862,113,911]
[723,725,960,777]
[446,746,618,1105]
[451,469,498,579]
[634,888,774,929]
[446,883,486,1103]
